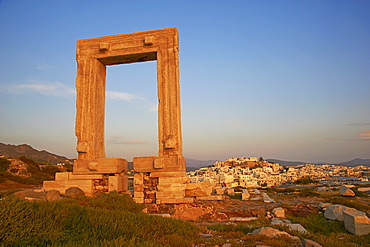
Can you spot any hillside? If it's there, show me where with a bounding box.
[339,158,370,166]
[185,158,218,171]
[0,143,73,165]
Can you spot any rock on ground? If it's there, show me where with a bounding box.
[324,204,356,221]
[251,227,299,241]
[343,210,370,235]
[302,239,323,247]
[339,185,355,197]
[46,190,60,201]
[64,187,84,198]
[272,207,285,218]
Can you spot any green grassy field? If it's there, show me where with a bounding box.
[0,192,199,247]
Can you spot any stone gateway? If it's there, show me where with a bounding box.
[43,28,192,203]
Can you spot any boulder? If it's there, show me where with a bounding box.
[358,187,370,193]
[46,190,60,201]
[253,188,261,194]
[199,233,213,238]
[242,191,250,200]
[319,202,332,210]
[229,217,258,221]
[261,192,275,203]
[343,210,370,235]
[271,219,284,225]
[316,187,327,192]
[214,187,226,195]
[339,185,355,197]
[324,204,356,221]
[272,207,285,218]
[13,189,47,200]
[302,239,322,247]
[64,187,84,198]
[251,227,299,240]
[286,223,309,234]
[226,188,235,196]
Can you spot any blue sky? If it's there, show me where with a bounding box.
[0,0,369,163]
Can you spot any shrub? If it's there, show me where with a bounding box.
[353,187,369,197]
[0,158,10,172]
[327,197,370,212]
[296,177,316,184]
[75,191,146,213]
[297,188,319,197]
[41,165,61,176]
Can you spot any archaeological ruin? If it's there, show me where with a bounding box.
[42,27,193,203]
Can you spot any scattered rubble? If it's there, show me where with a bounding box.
[261,192,275,203]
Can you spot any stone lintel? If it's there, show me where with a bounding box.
[73,158,128,174]
[77,28,178,62]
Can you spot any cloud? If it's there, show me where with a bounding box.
[14,81,75,97]
[148,104,158,112]
[107,136,146,145]
[322,137,338,141]
[37,64,54,70]
[5,82,141,102]
[323,130,370,141]
[358,130,370,140]
[106,91,143,101]
[348,123,370,126]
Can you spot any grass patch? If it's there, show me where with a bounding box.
[0,193,199,246]
[353,187,369,197]
[297,188,320,197]
[326,196,370,212]
[207,216,270,234]
[226,193,242,199]
[288,213,370,247]
[288,213,346,235]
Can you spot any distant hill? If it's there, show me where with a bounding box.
[267,158,370,167]
[0,142,73,165]
[185,158,218,172]
[266,159,306,166]
[338,158,370,166]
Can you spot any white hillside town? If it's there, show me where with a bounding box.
[187,157,370,188]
